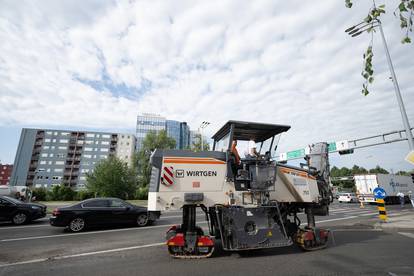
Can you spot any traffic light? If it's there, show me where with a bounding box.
[411,173,414,184]
[338,149,354,155]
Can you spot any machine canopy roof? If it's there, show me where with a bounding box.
[211,120,291,143]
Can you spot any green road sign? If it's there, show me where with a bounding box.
[328,142,336,152]
[286,149,305,159]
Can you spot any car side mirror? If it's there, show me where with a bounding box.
[125,206,131,211]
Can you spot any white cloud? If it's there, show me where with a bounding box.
[0,0,413,169]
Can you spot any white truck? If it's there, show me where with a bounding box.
[0,185,28,197]
[354,174,414,204]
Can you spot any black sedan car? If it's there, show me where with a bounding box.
[0,195,47,225]
[50,197,160,232]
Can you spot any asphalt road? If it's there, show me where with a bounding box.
[1,202,413,276]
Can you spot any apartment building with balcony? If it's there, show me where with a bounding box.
[0,164,13,186]
[9,128,136,190]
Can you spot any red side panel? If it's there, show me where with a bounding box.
[167,233,185,246]
[197,236,214,246]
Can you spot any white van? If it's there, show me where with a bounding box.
[0,186,11,196]
[338,192,358,203]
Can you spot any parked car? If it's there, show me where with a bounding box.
[0,195,47,225]
[50,197,161,232]
[338,193,358,203]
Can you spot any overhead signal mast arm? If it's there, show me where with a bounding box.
[278,127,414,162]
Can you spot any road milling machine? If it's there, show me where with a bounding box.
[148,121,332,258]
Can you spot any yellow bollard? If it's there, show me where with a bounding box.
[376,198,387,222]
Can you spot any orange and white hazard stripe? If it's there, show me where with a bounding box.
[163,157,225,164]
[162,166,174,186]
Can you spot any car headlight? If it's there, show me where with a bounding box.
[31,206,41,210]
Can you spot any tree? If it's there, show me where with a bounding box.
[136,130,176,188]
[350,165,368,175]
[32,187,47,201]
[330,165,368,189]
[45,185,76,201]
[345,1,413,95]
[330,166,354,189]
[191,133,210,151]
[369,165,389,174]
[396,170,410,176]
[86,156,136,199]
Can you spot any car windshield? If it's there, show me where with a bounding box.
[2,196,22,204]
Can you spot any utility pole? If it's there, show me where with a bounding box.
[198,121,210,151]
[345,19,414,151]
[378,23,414,150]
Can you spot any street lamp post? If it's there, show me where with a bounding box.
[345,19,414,151]
[198,121,210,151]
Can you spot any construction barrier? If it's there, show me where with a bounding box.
[376,198,387,221]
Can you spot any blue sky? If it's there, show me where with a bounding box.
[0,0,413,171]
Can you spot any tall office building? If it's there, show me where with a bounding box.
[179,122,190,149]
[166,120,190,150]
[136,113,190,151]
[136,113,166,151]
[10,128,136,190]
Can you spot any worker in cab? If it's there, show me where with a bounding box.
[231,140,241,165]
[248,139,259,158]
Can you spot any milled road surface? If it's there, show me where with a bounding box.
[1,203,413,276]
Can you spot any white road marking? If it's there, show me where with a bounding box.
[310,216,357,224]
[0,258,50,268]
[0,242,165,268]
[398,232,414,239]
[329,208,355,212]
[332,229,383,232]
[0,221,207,243]
[0,215,199,230]
[0,224,50,230]
[1,211,382,242]
[160,215,182,219]
[0,214,198,230]
[2,214,375,243]
[0,213,384,268]
[314,212,378,224]
[330,209,373,214]
[354,211,377,215]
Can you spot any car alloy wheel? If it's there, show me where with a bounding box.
[136,213,148,227]
[69,218,85,232]
[12,213,27,225]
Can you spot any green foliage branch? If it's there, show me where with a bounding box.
[345,1,413,95]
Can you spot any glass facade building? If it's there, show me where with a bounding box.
[136,114,166,151]
[166,120,181,149]
[180,122,190,149]
[136,114,191,151]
